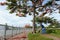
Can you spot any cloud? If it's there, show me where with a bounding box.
[0,10,33,27]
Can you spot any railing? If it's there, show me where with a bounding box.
[0,26,33,40]
[0,29,33,40]
[0,29,21,40]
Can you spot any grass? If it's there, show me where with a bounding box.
[28,33,53,40]
[51,29,60,37]
[46,28,60,37]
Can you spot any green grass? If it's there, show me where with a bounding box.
[46,28,60,37]
[28,33,53,40]
[51,29,60,37]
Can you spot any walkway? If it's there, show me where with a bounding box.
[6,31,28,40]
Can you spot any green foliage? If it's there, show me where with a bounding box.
[5,0,60,18]
[35,17,54,24]
[6,0,17,13]
[51,29,60,37]
[28,33,53,40]
[44,0,53,6]
[7,0,17,2]
[48,22,60,28]
[22,9,28,14]
[55,29,60,34]
[46,29,56,34]
[35,16,60,28]
[6,0,29,15]
[6,0,56,16]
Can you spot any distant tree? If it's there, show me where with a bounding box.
[25,24,32,28]
[35,16,59,28]
[0,0,60,33]
[48,21,60,28]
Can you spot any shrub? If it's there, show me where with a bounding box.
[46,29,56,34]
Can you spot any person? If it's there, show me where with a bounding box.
[41,24,45,28]
[41,24,46,34]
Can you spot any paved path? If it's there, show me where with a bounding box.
[6,31,28,40]
[42,34,60,40]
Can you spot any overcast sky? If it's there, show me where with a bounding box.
[0,0,60,27]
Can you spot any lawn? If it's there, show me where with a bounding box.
[28,33,53,40]
[51,29,60,37]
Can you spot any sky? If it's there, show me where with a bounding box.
[0,0,33,27]
[0,0,60,27]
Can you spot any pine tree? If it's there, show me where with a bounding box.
[0,0,60,33]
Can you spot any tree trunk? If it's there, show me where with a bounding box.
[33,2,36,33]
[33,9,36,33]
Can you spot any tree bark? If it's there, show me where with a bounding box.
[33,2,36,33]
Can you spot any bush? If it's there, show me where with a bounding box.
[46,29,56,34]
[28,33,53,40]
